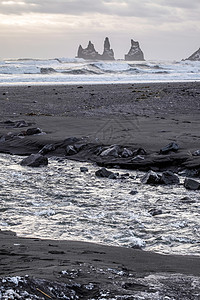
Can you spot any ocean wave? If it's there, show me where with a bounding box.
[0,58,200,83]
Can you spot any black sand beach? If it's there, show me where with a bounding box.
[0,82,200,299]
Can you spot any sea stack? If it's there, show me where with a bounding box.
[101,37,115,60]
[125,39,145,61]
[77,38,115,60]
[77,41,100,60]
[184,48,200,61]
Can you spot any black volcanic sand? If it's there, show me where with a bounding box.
[0,82,200,171]
[0,230,200,299]
[0,82,200,299]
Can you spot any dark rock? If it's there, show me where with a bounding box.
[132,148,147,156]
[122,148,133,158]
[100,145,120,157]
[180,196,196,204]
[101,37,115,60]
[25,128,42,136]
[141,170,162,184]
[148,208,162,216]
[39,144,56,155]
[129,190,138,195]
[0,120,30,128]
[20,154,48,167]
[125,39,145,61]
[192,150,200,156]
[74,144,86,152]
[95,167,116,178]
[184,47,200,61]
[184,178,200,190]
[161,171,180,185]
[80,167,88,173]
[77,41,101,60]
[160,142,179,154]
[108,173,117,179]
[65,145,77,156]
[40,67,56,74]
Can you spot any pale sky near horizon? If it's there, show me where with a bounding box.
[0,0,199,60]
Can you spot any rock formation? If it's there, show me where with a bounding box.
[101,37,115,60]
[184,48,200,61]
[77,37,115,60]
[125,39,145,61]
[77,41,101,60]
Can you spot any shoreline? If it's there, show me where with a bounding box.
[0,82,200,298]
[0,79,200,87]
[0,229,200,299]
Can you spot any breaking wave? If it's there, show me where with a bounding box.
[0,57,200,84]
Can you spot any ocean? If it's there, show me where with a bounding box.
[0,57,200,85]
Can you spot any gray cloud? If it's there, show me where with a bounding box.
[0,0,199,20]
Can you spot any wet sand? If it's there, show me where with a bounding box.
[0,82,200,298]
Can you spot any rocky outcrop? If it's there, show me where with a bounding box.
[77,38,114,60]
[141,170,179,185]
[77,41,101,60]
[125,39,145,61]
[159,142,179,154]
[184,48,200,61]
[101,37,115,60]
[184,178,200,190]
[20,154,48,167]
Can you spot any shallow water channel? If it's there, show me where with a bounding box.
[0,154,199,256]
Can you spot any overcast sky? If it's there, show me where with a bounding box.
[0,0,199,60]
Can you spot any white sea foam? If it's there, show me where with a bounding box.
[0,58,199,85]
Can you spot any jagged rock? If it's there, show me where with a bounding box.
[184,48,200,61]
[95,167,116,179]
[161,171,180,185]
[141,170,162,184]
[100,145,120,157]
[184,178,200,190]
[20,154,48,167]
[77,41,101,60]
[125,39,145,61]
[77,37,115,60]
[65,145,77,156]
[101,37,115,60]
[25,128,42,136]
[39,144,56,155]
[159,142,179,154]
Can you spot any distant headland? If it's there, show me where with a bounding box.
[183,47,200,61]
[77,37,145,61]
